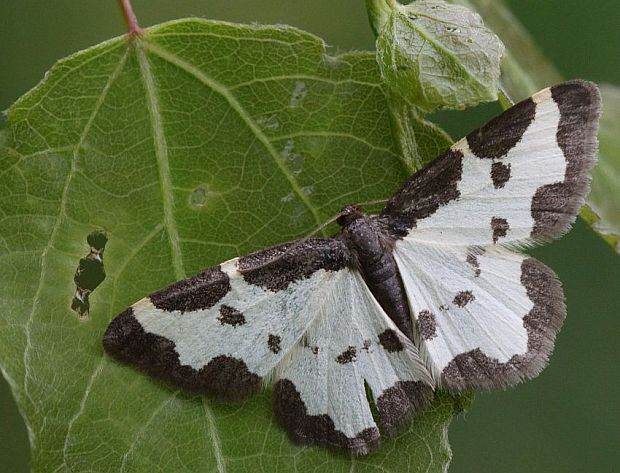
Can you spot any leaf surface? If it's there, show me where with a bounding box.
[0,19,467,472]
[584,84,620,251]
[374,0,504,112]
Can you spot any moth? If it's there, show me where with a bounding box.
[104,80,601,455]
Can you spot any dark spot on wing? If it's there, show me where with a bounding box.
[274,379,380,454]
[441,257,565,391]
[416,310,437,340]
[376,381,433,437]
[71,230,108,318]
[301,335,319,354]
[217,305,245,327]
[453,291,475,308]
[531,81,600,239]
[268,334,282,354]
[466,254,481,277]
[238,238,349,292]
[465,246,484,276]
[103,308,260,400]
[491,217,509,243]
[378,329,404,352]
[466,97,536,159]
[336,346,357,364]
[381,149,463,235]
[491,162,511,188]
[150,265,230,313]
[362,339,372,352]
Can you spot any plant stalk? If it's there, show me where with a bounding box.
[117,0,143,35]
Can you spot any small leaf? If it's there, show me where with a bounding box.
[584,84,620,252]
[375,0,505,112]
[0,18,464,472]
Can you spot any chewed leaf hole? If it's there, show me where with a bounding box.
[190,185,209,208]
[71,230,108,319]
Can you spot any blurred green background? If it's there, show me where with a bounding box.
[1,1,618,472]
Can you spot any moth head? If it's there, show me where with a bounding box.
[336,205,364,227]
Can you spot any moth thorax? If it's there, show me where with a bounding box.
[341,216,385,262]
[336,205,364,227]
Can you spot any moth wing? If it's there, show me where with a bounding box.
[392,241,564,391]
[103,238,432,454]
[274,269,432,454]
[103,238,350,400]
[381,80,601,247]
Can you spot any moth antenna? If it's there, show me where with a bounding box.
[243,198,392,273]
[355,198,389,211]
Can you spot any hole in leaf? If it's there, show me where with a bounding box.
[445,26,460,33]
[408,14,418,20]
[71,230,108,319]
[190,186,209,208]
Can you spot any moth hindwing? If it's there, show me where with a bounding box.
[103,80,601,454]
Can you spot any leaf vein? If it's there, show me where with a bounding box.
[136,41,186,281]
[228,74,380,90]
[143,40,327,235]
[202,398,227,473]
[119,391,181,473]
[272,131,396,155]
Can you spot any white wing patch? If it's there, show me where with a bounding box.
[411,90,566,246]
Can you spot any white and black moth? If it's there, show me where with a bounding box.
[104,81,601,455]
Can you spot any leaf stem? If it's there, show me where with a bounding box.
[366,0,399,37]
[498,85,515,109]
[117,0,143,35]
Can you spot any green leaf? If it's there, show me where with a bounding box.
[584,84,620,251]
[0,19,467,472]
[374,0,505,112]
